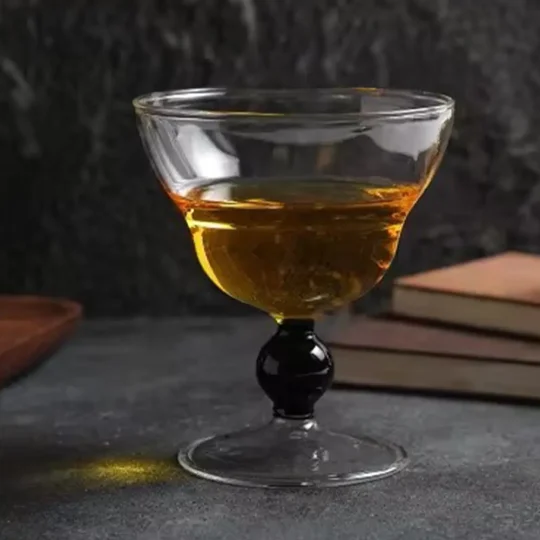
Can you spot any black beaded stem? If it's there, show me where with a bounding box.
[256,319,334,419]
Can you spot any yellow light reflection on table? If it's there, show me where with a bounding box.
[81,457,178,486]
[22,456,185,491]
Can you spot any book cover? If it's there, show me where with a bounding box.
[391,252,540,337]
[330,316,540,399]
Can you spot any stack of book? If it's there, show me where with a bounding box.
[330,252,540,399]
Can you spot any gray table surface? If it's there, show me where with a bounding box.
[1,317,540,540]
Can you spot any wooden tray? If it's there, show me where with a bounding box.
[0,296,82,387]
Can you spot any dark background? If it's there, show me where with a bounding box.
[1,0,539,316]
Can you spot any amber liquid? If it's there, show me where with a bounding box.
[171,178,421,321]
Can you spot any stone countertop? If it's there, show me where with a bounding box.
[1,317,539,540]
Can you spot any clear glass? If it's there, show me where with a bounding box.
[133,87,454,488]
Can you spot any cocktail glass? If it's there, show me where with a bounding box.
[133,88,454,488]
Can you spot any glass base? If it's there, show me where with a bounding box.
[178,418,408,488]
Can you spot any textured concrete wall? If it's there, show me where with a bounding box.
[1,0,539,315]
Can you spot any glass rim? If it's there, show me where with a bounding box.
[132,87,454,122]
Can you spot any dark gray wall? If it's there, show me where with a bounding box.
[1,0,539,315]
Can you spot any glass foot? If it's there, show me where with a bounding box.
[178,418,408,488]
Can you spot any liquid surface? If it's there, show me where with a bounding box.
[171,178,421,321]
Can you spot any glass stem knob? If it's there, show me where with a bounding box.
[256,319,334,420]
